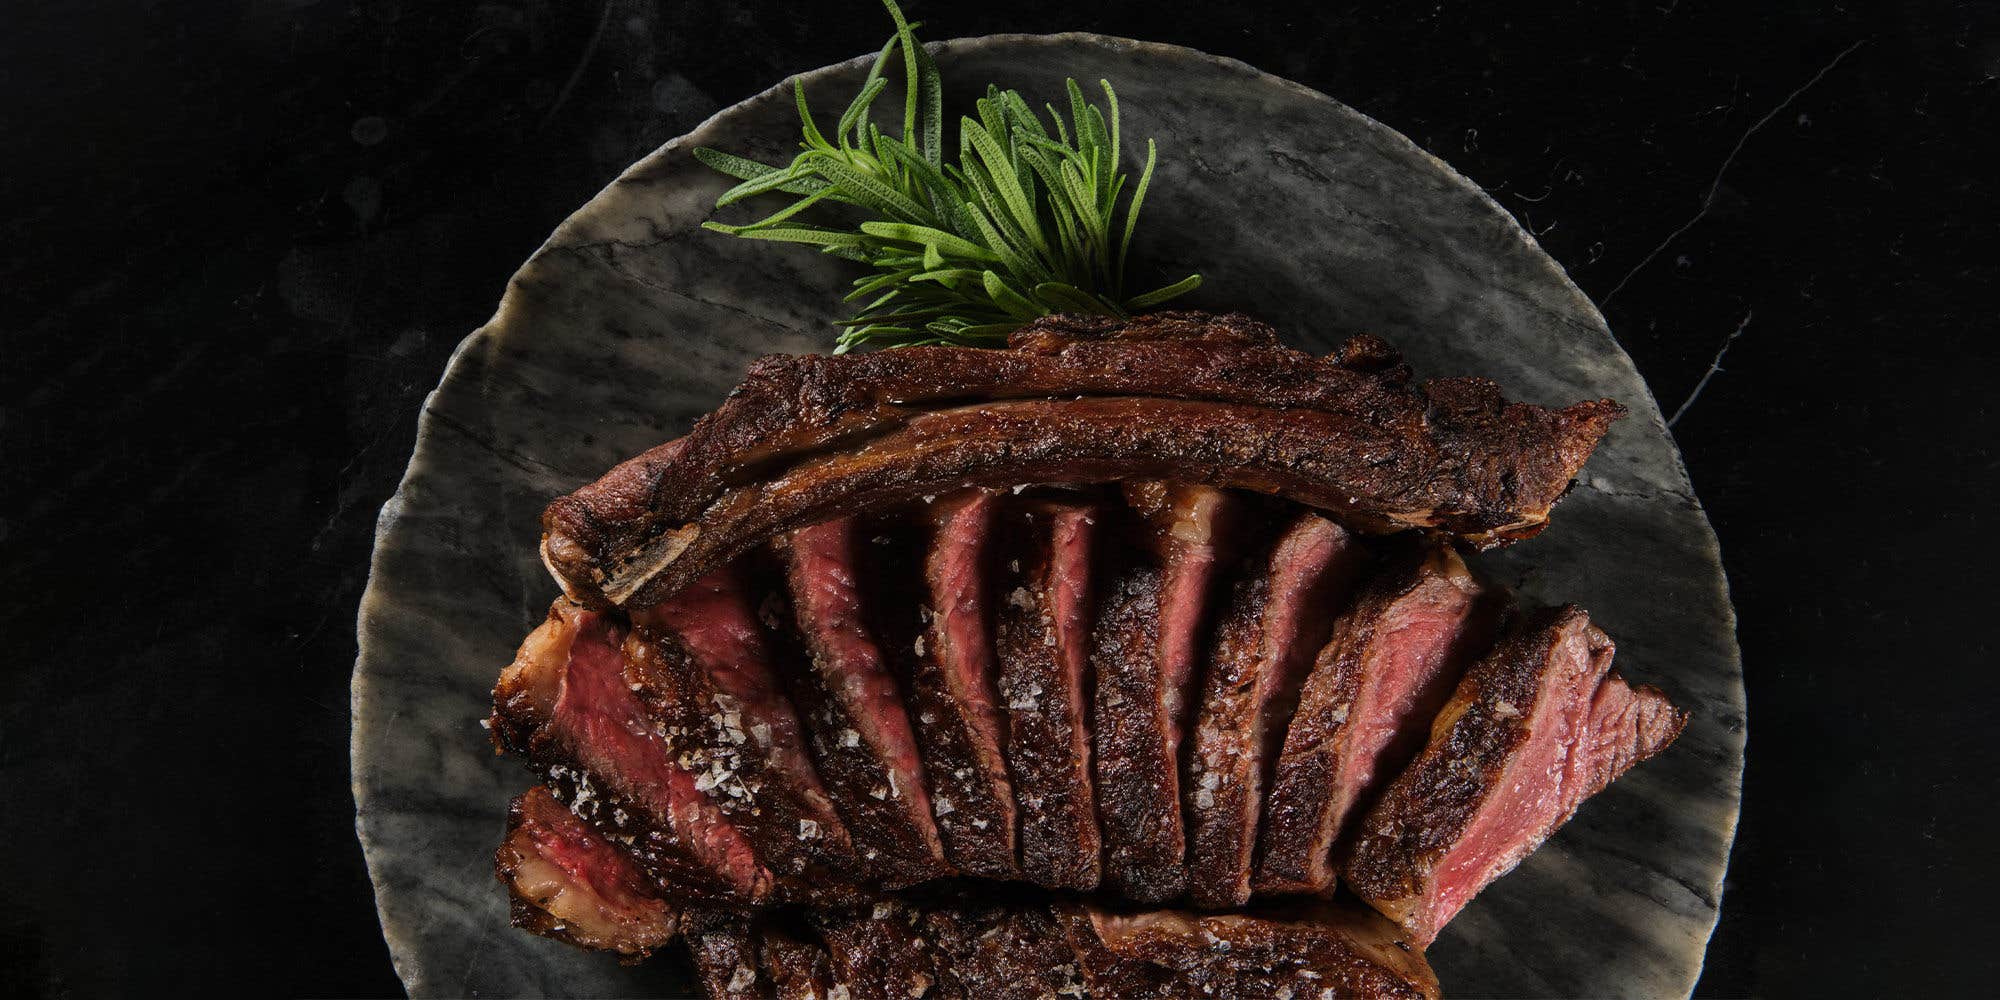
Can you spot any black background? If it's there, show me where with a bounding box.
[3,1,1994,996]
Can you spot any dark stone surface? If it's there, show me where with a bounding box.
[2,1,1992,997]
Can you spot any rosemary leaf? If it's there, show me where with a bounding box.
[697,0,1202,350]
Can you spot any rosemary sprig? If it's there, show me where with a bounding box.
[694,0,1201,352]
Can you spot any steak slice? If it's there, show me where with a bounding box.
[1344,605,1689,946]
[1093,483,1234,902]
[862,493,1020,878]
[1186,513,1369,909]
[684,912,772,999]
[756,921,840,1000]
[493,786,679,959]
[1257,545,1502,896]
[915,900,1083,1000]
[994,500,1103,891]
[490,602,771,902]
[812,899,959,1000]
[772,518,952,886]
[625,566,862,895]
[1057,901,1440,1000]
[543,320,1623,609]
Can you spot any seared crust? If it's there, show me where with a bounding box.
[1343,606,1689,945]
[1057,900,1441,1000]
[557,392,1620,610]
[539,312,1622,608]
[1256,544,1502,896]
[769,521,954,887]
[490,603,775,904]
[1089,560,1188,903]
[864,495,1021,878]
[494,787,680,960]
[621,623,865,899]
[995,500,1104,891]
[1185,513,1368,909]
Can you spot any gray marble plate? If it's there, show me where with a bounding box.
[353,33,1743,999]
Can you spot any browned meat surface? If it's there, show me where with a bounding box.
[861,493,1020,878]
[813,899,961,1000]
[756,923,839,1000]
[1345,606,1688,946]
[540,312,1622,610]
[995,500,1103,891]
[489,602,772,902]
[493,786,680,959]
[1258,545,1503,896]
[772,518,953,886]
[1091,484,1234,903]
[1058,900,1440,1000]
[625,566,863,895]
[913,901,1082,1000]
[1186,513,1370,908]
[684,913,771,998]
[722,891,1437,1000]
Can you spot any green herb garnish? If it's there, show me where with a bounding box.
[694,0,1201,352]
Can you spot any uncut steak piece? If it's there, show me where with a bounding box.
[860,493,1019,878]
[1056,900,1440,1000]
[625,565,863,895]
[1091,483,1235,903]
[770,517,953,886]
[493,786,680,959]
[489,602,772,903]
[539,312,1625,611]
[1186,512,1370,909]
[994,498,1103,890]
[1257,544,1503,896]
[1344,605,1688,946]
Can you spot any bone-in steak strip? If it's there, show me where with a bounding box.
[1185,512,1369,909]
[541,313,1623,610]
[1343,605,1688,946]
[546,312,1365,544]
[1257,544,1501,896]
[552,389,1618,610]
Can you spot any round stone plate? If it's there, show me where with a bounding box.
[353,32,1743,999]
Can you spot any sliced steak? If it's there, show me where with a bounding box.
[1257,545,1502,896]
[1186,513,1369,909]
[916,900,1083,1000]
[995,500,1103,890]
[772,518,952,886]
[490,602,771,902]
[1093,483,1234,902]
[626,565,862,895]
[812,899,959,1000]
[756,921,841,1000]
[1058,901,1440,1000]
[1344,605,1688,946]
[493,786,679,959]
[862,493,1019,878]
[684,912,772,999]
[543,315,1623,609]
[1121,482,1236,735]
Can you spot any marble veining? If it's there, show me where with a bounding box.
[352,33,1743,998]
